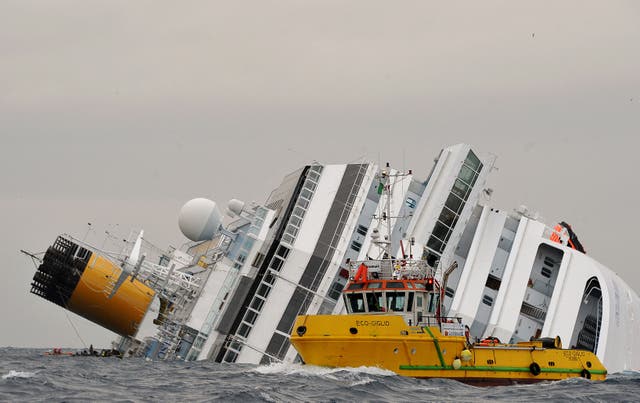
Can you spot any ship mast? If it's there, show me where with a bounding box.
[372,162,413,261]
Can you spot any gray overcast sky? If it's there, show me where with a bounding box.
[1,1,639,348]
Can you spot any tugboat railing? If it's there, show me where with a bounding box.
[348,259,434,281]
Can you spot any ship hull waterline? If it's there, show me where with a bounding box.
[290,315,606,385]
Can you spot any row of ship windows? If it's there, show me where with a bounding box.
[425,151,483,256]
[350,224,370,252]
[346,291,439,314]
[232,252,248,270]
[228,167,324,358]
[357,225,368,236]
[234,167,323,358]
[224,351,238,362]
[347,281,429,290]
[328,281,344,300]
[282,172,320,246]
[480,265,555,307]
[230,158,476,359]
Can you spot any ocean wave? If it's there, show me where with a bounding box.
[1,348,638,402]
[618,369,640,375]
[253,362,397,378]
[2,370,37,380]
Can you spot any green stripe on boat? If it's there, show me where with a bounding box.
[399,365,606,375]
[422,327,445,367]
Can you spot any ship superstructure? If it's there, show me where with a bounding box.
[26,144,640,373]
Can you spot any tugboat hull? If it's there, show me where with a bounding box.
[290,315,606,384]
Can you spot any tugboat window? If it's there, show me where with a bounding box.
[386,292,406,312]
[347,293,366,313]
[366,292,385,312]
[407,292,414,312]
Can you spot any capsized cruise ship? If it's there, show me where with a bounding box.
[27,144,639,372]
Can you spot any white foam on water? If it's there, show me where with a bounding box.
[348,377,375,386]
[620,370,640,375]
[254,362,396,378]
[2,370,37,380]
[258,391,277,402]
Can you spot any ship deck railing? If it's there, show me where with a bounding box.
[348,259,435,281]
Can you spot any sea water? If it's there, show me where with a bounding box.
[1,348,638,402]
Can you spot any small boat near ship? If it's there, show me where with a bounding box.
[42,346,122,358]
[43,348,74,357]
[290,260,607,384]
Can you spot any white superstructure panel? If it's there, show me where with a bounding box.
[449,207,506,324]
[237,164,346,363]
[239,209,276,278]
[599,271,640,372]
[543,248,640,373]
[484,217,545,341]
[540,246,577,344]
[186,262,231,330]
[236,259,304,363]
[308,163,376,314]
[291,165,347,255]
[406,147,457,246]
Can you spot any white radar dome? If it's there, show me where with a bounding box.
[178,198,222,242]
[226,199,245,217]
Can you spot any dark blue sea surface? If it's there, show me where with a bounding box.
[1,347,639,402]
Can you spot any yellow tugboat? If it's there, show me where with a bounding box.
[290,166,606,385]
[290,261,606,385]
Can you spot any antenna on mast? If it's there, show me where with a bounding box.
[371,161,415,260]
